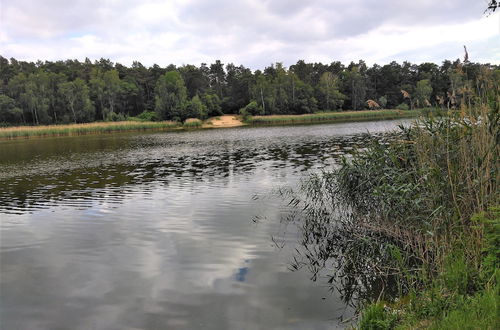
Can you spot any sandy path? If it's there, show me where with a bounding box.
[205,115,244,128]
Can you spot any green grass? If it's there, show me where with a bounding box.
[358,207,499,330]
[246,109,423,125]
[359,283,499,329]
[0,121,179,139]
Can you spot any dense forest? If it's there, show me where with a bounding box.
[0,55,498,125]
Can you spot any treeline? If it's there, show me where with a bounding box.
[0,55,498,125]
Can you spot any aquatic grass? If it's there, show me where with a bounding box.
[247,109,423,125]
[182,118,203,128]
[0,121,179,139]
[279,101,499,328]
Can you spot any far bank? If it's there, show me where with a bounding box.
[0,109,424,140]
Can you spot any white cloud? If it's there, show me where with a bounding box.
[1,0,498,68]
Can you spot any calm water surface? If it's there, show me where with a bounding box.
[0,120,409,330]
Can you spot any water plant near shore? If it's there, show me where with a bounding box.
[182,118,203,128]
[0,121,179,139]
[279,102,499,327]
[247,109,423,125]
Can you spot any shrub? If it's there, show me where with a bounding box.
[240,101,264,116]
[239,109,251,122]
[396,103,409,110]
[105,111,126,122]
[183,118,202,128]
[378,96,388,108]
[136,111,158,121]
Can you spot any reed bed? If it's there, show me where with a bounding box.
[247,109,422,125]
[182,118,203,128]
[280,103,498,328]
[0,121,179,139]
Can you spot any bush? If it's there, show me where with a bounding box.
[105,111,126,122]
[378,96,388,109]
[136,111,158,121]
[183,118,202,128]
[240,101,263,116]
[239,109,251,122]
[396,103,409,110]
[186,95,208,120]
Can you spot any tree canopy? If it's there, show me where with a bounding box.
[0,56,498,125]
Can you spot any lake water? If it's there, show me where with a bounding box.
[0,120,409,330]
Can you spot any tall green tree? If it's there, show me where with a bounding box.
[0,95,23,123]
[154,71,187,120]
[20,72,51,124]
[414,79,433,108]
[58,78,94,123]
[103,69,121,116]
[345,65,367,110]
[89,68,106,120]
[119,78,140,116]
[209,60,225,100]
[319,72,345,110]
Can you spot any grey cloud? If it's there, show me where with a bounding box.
[1,0,496,68]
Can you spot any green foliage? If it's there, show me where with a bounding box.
[131,111,158,122]
[104,111,126,122]
[0,56,498,126]
[58,78,95,123]
[395,103,409,110]
[415,79,433,108]
[182,118,202,128]
[238,109,251,122]
[428,283,498,330]
[201,92,222,116]
[185,95,207,120]
[472,207,500,282]
[0,121,179,139]
[240,101,263,116]
[441,251,474,295]
[276,100,498,328]
[102,69,121,115]
[344,63,367,110]
[319,72,345,110]
[387,228,499,329]
[155,71,187,121]
[247,109,421,125]
[378,96,388,108]
[0,95,23,123]
[359,303,398,330]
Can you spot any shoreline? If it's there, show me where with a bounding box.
[0,109,422,140]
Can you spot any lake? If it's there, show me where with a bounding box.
[0,119,409,330]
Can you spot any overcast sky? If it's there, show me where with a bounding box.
[1,0,498,69]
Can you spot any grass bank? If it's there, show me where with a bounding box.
[359,207,499,329]
[246,109,423,125]
[0,121,179,139]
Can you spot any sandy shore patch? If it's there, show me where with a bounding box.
[205,115,244,128]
